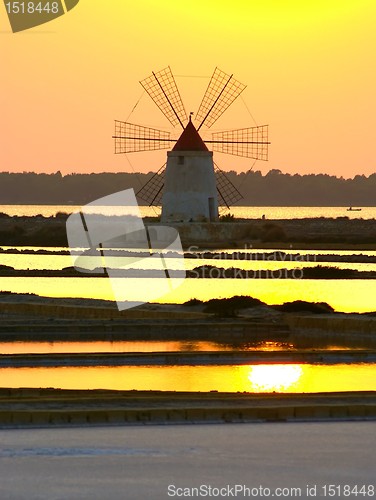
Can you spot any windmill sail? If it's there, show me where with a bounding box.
[196,68,246,131]
[210,125,269,160]
[136,165,166,206]
[214,164,243,208]
[140,67,187,128]
[113,121,173,153]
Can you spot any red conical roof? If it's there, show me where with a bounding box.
[172,118,208,152]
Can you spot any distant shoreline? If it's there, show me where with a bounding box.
[1,170,376,206]
[2,203,376,207]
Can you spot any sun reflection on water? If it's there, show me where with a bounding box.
[0,363,375,392]
[247,364,303,392]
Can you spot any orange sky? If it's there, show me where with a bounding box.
[1,0,376,177]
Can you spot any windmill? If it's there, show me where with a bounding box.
[113,67,269,222]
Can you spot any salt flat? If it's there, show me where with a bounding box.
[0,422,374,499]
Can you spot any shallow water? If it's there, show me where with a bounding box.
[1,205,376,219]
[1,242,376,313]
[1,363,375,393]
[1,276,375,313]
[3,253,376,273]
[0,340,371,355]
[0,340,297,355]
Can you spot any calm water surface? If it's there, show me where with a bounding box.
[1,205,376,219]
[1,363,375,393]
[0,340,297,355]
[1,277,375,313]
[1,204,376,313]
[2,205,375,394]
[3,253,376,272]
[1,340,371,355]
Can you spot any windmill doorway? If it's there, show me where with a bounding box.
[208,197,216,222]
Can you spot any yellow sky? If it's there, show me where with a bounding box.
[1,0,376,176]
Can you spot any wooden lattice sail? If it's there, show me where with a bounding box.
[113,67,270,211]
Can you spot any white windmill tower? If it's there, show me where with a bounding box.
[162,114,218,222]
[113,67,269,222]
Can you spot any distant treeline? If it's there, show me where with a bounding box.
[0,169,375,206]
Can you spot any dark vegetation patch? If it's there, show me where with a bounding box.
[183,298,203,307]
[184,295,265,317]
[187,265,373,279]
[0,223,68,246]
[184,251,376,263]
[301,266,354,279]
[183,295,336,317]
[0,265,14,271]
[219,214,235,222]
[272,300,334,314]
[55,212,69,219]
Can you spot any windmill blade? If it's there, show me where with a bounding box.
[136,164,166,207]
[113,121,173,153]
[209,125,269,160]
[214,164,243,208]
[140,67,187,129]
[196,68,247,131]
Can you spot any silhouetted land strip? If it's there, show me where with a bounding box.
[1,214,376,247]
[1,294,376,339]
[1,265,375,279]
[2,247,376,263]
[1,170,376,205]
[187,265,376,279]
[184,251,376,263]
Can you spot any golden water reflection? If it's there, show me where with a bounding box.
[0,341,362,355]
[0,340,281,355]
[1,277,376,313]
[4,253,376,273]
[2,205,376,219]
[1,363,375,393]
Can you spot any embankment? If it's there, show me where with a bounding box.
[0,389,375,428]
[1,215,376,247]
